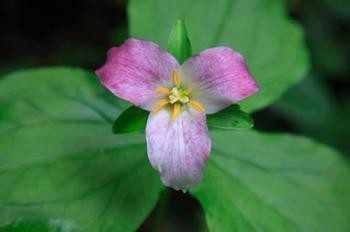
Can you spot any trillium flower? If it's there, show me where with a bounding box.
[96,39,259,191]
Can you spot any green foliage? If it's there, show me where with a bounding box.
[0,219,77,232]
[192,130,350,232]
[207,105,253,130]
[113,106,148,133]
[128,0,309,112]
[1,68,350,231]
[272,74,350,152]
[167,19,192,64]
[0,68,164,231]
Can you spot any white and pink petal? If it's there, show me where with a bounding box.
[146,109,211,191]
[181,47,259,114]
[96,39,179,111]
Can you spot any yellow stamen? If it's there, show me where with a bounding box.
[183,88,192,95]
[155,87,171,95]
[151,99,169,113]
[169,95,178,104]
[152,69,205,121]
[172,69,181,87]
[171,103,181,121]
[188,100,205,112]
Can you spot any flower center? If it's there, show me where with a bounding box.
[151,69,205,121]
[169,87,189,104]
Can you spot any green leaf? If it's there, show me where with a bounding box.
[192,130,350,232]
[272,74,350,152]
[167,19,192,64]
[128,0,309,112]
[0,219,77,232]
[1,68,349,232]
[0,68,164,231]
[113,106,148,134]
[207,105,253,130]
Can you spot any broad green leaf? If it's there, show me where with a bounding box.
[272,74,350,152]
[113,106,148,134]
[1,69,349,232]
[128,0,309,112]
[207,105,253,130]
[0,68,164,231]
[167,19,192,64]
[192,130,350,232]
[0,219,77,232]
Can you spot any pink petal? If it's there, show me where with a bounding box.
[181,47,259,114]
[96,39,179,110]
[146,109,211,191]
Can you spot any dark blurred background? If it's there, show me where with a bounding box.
[0,0,127,73]
[0,0,349,231]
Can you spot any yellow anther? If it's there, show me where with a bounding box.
[183,89,192,95]
[188,100,205,112]
[151,99,169,113]
[178,95,189,104]
[155,87,171,95]
[171,103,181,121]
[172,69,181,87]
[169,95,178,104]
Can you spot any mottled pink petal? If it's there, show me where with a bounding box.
[96,39,179,110]
[181,47,259,114]
[146,109,211,191]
